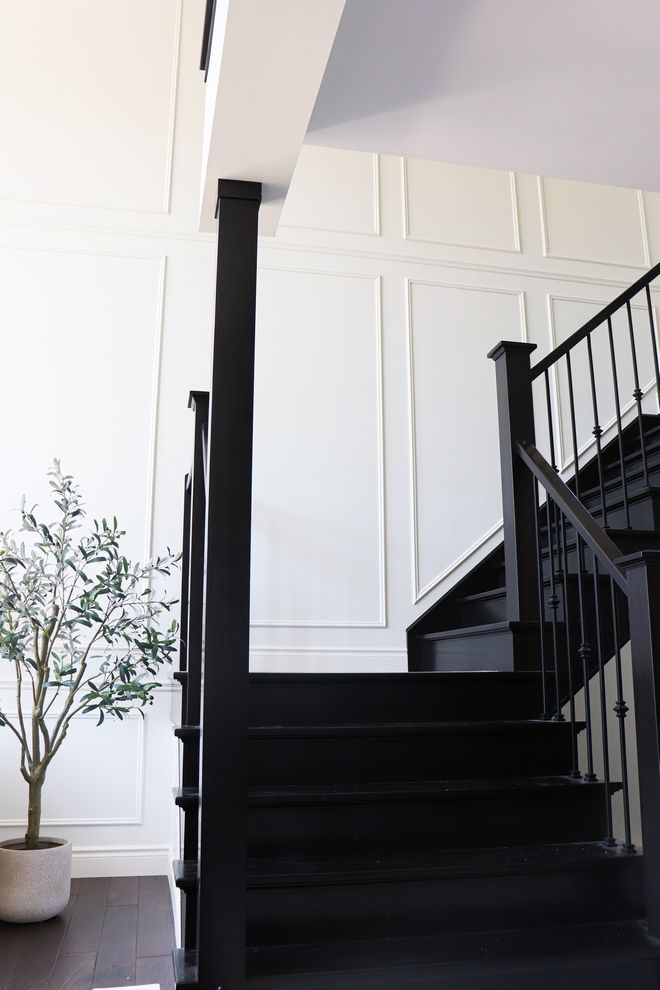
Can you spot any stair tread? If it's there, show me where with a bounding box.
[174,724,200,739]
[417,621,532,642]
[247,841,640,887]
[249,775,618,805]
[246,920,660,987]
[173,786,199,808]
[173,858,199,890]
[249,720,583,738]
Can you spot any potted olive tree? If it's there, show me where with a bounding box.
[0,462,178,923]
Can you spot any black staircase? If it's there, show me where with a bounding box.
[172,177,660,987]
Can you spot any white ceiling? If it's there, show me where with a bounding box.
[307,0,660,191]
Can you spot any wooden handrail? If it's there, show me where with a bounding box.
[517,440,628,593]
[531,260,660,379]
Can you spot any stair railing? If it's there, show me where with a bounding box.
[175,391,209,954]
[491,264,660,936]
[531,260,660,528]
[515,438,660,938]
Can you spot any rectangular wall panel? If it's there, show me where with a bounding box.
[408,280,525,600]
[540,177,648,268]
[404,159,519,252]
[280,146,380,235]
[0,247,163,564]
[251,268,384,627]
[0,0,181,212]
[0,713,142,825]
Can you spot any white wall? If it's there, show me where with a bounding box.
[1,1,659,875]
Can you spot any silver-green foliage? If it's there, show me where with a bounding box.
[0,461,179,848]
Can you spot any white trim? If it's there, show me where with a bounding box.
[0,0,183,218]
[250,268,387,629]
[538,175,649,271]
[279,153,381,238]
[0,713,145,827]
[402,158,522,254]
[249,647,407,673]
[70,844,171,878]
[405,277,526,603]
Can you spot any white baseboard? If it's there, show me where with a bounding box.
[249,648,408,672]
[72,844,172,877]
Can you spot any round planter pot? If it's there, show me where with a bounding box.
[0,837,72,923]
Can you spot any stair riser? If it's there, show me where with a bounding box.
[248,729,578,785]
[249,677,543,725]
[248,789,611,856]
[246,958,660,990]
[247,860,644,945]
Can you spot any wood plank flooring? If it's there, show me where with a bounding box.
[0,876,175,990]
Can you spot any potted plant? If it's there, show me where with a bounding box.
[0,462,178,923]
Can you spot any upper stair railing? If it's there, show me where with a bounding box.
[531,260,660,528]
[491,262,660,941]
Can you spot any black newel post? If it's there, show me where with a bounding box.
[619,550,660,937]
[197,180,262,990]
[488,342,540,635]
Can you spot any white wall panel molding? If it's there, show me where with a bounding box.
[259,239,649,292]
[250,268,386,629]
[71,844,171,878]
[406,279,527,604]
[538,176,650,270]
[0,0,183,217]
[545,293,659,472]
[402,159,521,254]
[0,714,144,828]
[280,148,381,237]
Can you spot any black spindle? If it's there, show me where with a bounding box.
[627,301,650,486]
[533,477,549,718]
[645,285,660,413]
[592,553,615,846]
[560,513,580,776]
[610,579,635,853]
[586,333,608,526]
[606,317,631,528]
[546,495,564,720]
[576,533,596,782]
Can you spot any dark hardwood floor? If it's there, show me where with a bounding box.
[0,875,175,990]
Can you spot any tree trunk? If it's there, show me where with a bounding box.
[25,776,43,849]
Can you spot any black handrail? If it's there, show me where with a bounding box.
[517,441,627,592]
[531,259,660,379]
[200,0,218,77]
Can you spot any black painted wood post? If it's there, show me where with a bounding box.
[488,342,540,632]
[197,180,262,990]
[619,550,660,937]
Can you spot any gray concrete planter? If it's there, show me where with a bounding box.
[0,837,71,923]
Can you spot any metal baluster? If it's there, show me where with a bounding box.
[533,476,549,719]
[566,353,581,500]
[610,579,635,853]
[586,332,608,526]
[626,300,650,486]
[566,352,596,780]
[592,553,615,845]
[543,371,564,717]
[559,513,580,776]
[546,495,564,720]
[607,317,631,528]
[544,369,559,471]
[645,285,660,412]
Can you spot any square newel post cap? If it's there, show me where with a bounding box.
[487,341,537,362]
[215,179,262,216]
[188,390,209,411]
